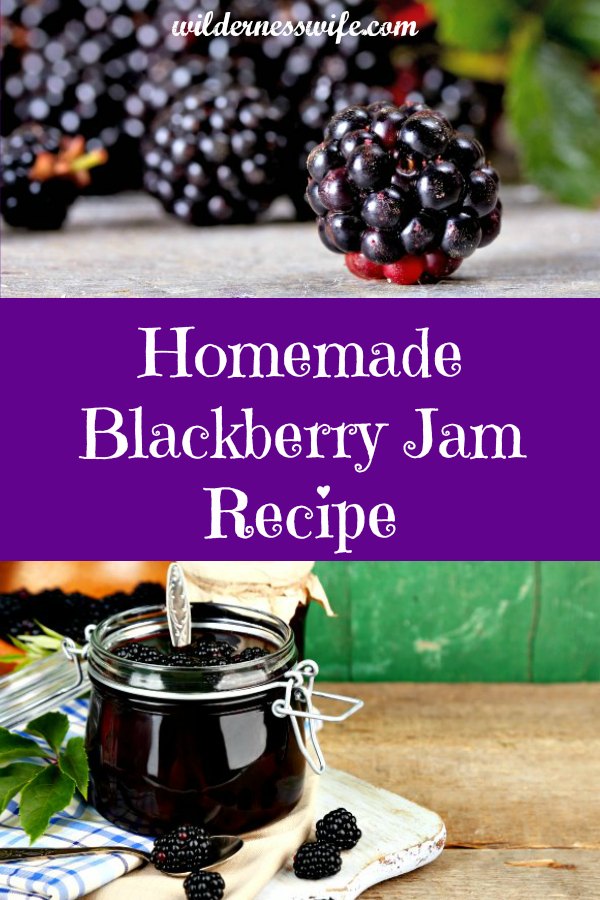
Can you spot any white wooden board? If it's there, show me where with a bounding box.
[256,768,446,899]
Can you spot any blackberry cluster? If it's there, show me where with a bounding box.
[0,124,106,229]
[142,83,288,225]
[306,101,502,284]
[293,841,342,880]
[293,806,361,880]
[0,582,164,644]
[151,824,214,873]
[316,808,362,850]
[232,647,269,662]
[115,642,164,664]
[183,870,225,900]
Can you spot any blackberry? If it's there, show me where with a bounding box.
[232,646,269,663]
[293,841,342,880]
[2,2,160,192]
[306,102,501,285]
[151,825,214,873]
[316,808,362,850]
[191,638,234,660]
[183,871,225,900]
[143,82,289,225]
[165,651,201,667]
[0,124,106,229]
[114,642,165,664]
[123,53,260,143]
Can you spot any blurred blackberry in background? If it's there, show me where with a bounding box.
[1,124,107,229]
[123,52,260,141]
[1,0,160,191]
[143,83,289,225]
[0,582,164,643]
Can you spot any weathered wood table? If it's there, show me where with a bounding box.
[2,188,599,297]
[321,682,600,898]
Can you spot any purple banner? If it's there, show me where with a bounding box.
[1,298,598,560]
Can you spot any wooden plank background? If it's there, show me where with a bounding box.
[307,562,600,681]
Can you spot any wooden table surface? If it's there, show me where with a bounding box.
[319,682,600,898]
[2,187,599,298]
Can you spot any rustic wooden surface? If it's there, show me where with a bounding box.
[317,682,600,898]
[2,187,599,298]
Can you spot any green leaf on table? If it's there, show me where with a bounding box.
[429,0,521,52]
[26,712,69,756]
[543,0,600,60]
[507,23,600,206]
[19,766,76,844]
[0,763,43,812]
[0,728,52,764]
[58,737,89,800]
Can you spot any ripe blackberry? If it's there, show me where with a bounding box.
[114,642,165,664]
[191,638,234,660]
[306,102,501,284]
[151,825,214,873]
[165,650,201,667]
[316,808,362,850]
[1,124,106,229]
[293,841,342,880]
[183,871,225,900]
[143,83,288,225]
[232,646,269,663]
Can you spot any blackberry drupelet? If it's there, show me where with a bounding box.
[1,124,106,229]
[143,83,289,225]
[151,825,215,873]
[114,643,165,664]
[316,808,362,850]
[183,870,225,900]
[232,647,269,662]
[306,101,501,284]
[293,841,342,880]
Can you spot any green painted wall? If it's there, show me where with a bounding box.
[306,562,600,682]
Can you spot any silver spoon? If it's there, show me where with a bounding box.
[0,834,243,877]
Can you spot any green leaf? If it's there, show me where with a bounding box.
[19,766,76,844]
[0,763,42,812]
[544,0,600,60]
[58,737,89,800]
[26,712,69,756]
[430,0,521,52]
[507,24,600,206]
[0,728,52,764]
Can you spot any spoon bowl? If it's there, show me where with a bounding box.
[0,834,244,876]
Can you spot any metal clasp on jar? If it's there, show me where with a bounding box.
[271,660,363,775]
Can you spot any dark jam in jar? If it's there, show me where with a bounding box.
[86,604,306,836]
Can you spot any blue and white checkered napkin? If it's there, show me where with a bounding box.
[0,698,154,900]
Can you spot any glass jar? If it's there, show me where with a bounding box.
[85,604,307,836]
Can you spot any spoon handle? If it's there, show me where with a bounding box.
[0,847,149,863]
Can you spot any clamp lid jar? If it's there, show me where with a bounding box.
[85,603,361,836]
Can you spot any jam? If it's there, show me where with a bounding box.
[86,604,306,836]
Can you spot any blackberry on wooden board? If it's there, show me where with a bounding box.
[293,841,342,879]
[306,101,502,284]
[142,83,289,225]
[316,808,362,850]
